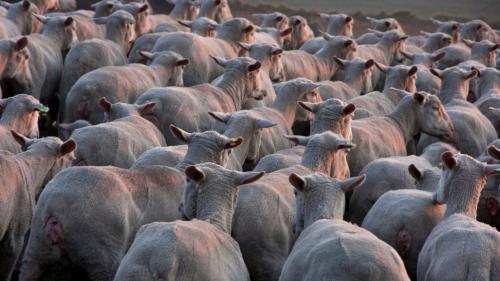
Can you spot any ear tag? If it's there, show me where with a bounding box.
[39,104,49,113]
[128,18,134,25]
[230,138,239,146]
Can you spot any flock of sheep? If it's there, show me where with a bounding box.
[0,0,499,280]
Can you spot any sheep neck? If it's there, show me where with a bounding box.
[443,173,486,219]
[17,149,57,200]
[223,126,252,170]
[439,78,469,104]
[270,94,298,128]
[300,140,335,175]
[196,176,237,234]
[215,70,247,111]
[169,4,190,20]
[387,99,418,143]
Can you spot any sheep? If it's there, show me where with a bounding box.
[477,144,500,230]
[46,9,106,42]
[458,39,499,70]
[58,10,137,112]
[362,186,446,279]
[254,98,355,176]
[5,15,76,106]
[282,33,357,81]
[318,57,375,101]
[278,172,410,281]
[30,0,58,14]
[0,133,75,281]
[406,31,452,54]
[430,18,461,43]
[399,50,446,95]
[198,0,232,23]
[436,42,471,69]
[112,2,151,36]
[177,17,218,36]
[133,56,264,145]
[90,0,119,18]
[151,17,255,86]
[113,163,261,281]
[356,16,404,45]
[62,50,188,125]
[0,0,39,36]
[242,78,321,159]
[133,114,275,171]
[356,30,408,89]
[460,19,499,43]
[232,131,355,281]
[252,12,289,30]
[347,90,454,176]
[19,164,186,281]
[286,15,314,50]
[69,99,165,168]
[349,142,457,225]
[0,94,43,153]
[348,66,417,118]
[418,67,497,157]
[299,13,353,54]
[473,67,500,136]
[237,42,285,108]
[145,0,199,32]
[254,26,292,47]
[417,150,500,281]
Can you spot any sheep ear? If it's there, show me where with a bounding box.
[333,56,346,67]
[176,58,189,66]
[319,13,330,20]
[272,47,283,55]
[365,59,375,69]
[137,102,156,115]
[399,50,414,60]
[430,18,442,25]
[248,61,261,72]
[185,165,205,182]
[462,38,475,48]
[432,52,446,62]
[343,103,356,115]
[235,171,265,185]
[139,3,148,12]
[210,55,227,67]
[255,118,276,129]
[280,27,293,37]
[408,164,423,181]
[298,101,319,113]
[32,13,48,24]
[177,20,192,28]
[420,30,431,37]
[224,137,243,149]
[99,97,112,113]
[441,151,457,170]
[64,17,74,26]
[15,37,29,51]
[237,42,251,51]
[139,51,154,60]
[430,68,442,78]
[337,140,356,150]
[488,146,500,161]
[344,39,354,47]
[490,44,500,52]
[208,111,231,123]
[252,13,264,20]
[408,66,418,76]
[22,0,31,10]
[340,175,366,192]
[11,130,32,149]
[289,173,306,192]
[244,25,254,33]
[60,139,76,155]
[374,62,390,73]
[320,30,334,41]
[464,69,478,80]
[169,125,192,143]
[284,135,310,146]
[345,16,353,23]
[484,164,500,176]
[413,92,426,104]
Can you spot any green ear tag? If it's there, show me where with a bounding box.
[39,104,49,113]
[346,140,353,147]
[128,18,134,25]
